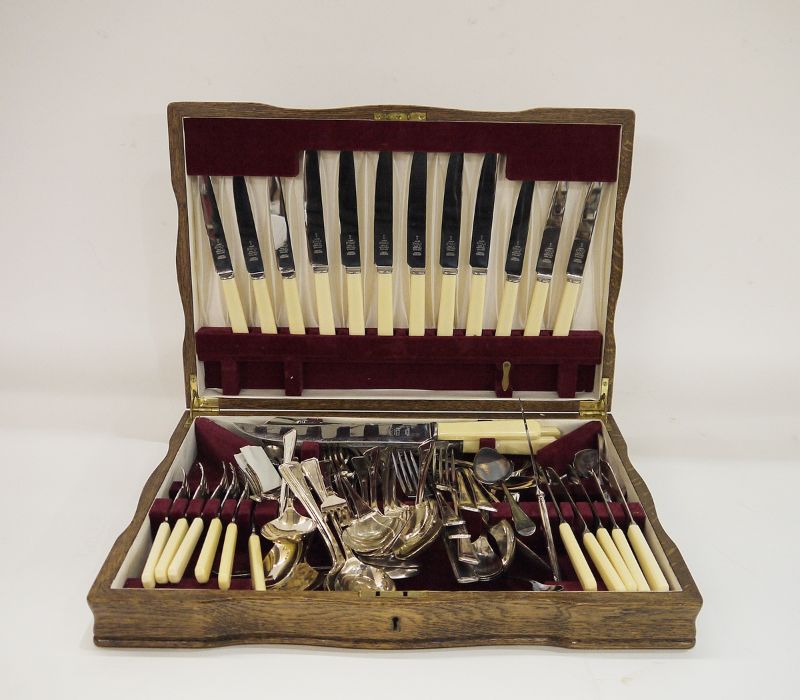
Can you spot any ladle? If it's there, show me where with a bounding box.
[472,447,536,537]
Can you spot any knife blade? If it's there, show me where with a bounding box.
[304,151,335,335]
[437,152,464,336]
[374,151,394,336]
[552,182,603,336]
[407,152,427,336]
[338,151,365,335]
[465,153,497,336]
[524,181,569,336]
[268,176,305,334]
[232,176,277,334]
[496,180,536,336]
[198,175,248,333]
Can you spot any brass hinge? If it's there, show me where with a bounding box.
[373,111,427,121]
[579,378,609,419]
[187,374,219,423]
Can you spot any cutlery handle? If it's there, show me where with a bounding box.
[251,277,277,334]
[194,517,223,584]
[524,279,550,336]
[627,523,669,591]
[167,516,205,584]
[552,279,581,336]
[502,482,537,536]
[437,419,541,441]
[345,271,365,335]
[248,533,266,590]
[218,521,238,591]
[141,521,171,589]
[559,522,596,591]
[437,272,457,336]
[596,527,637,591]
[495,279,519,336]
[377,271,393,336]
[313,271,336,335]
[465,273,487,336]
[220,277,249,333]
[583,531,626,591]
[408,272,426,336]
[154,516,189,584]
[613,526,650,591]
[282,276,305,334]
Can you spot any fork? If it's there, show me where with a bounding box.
[301,458,352,525]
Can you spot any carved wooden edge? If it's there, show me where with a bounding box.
[167,102,633,411]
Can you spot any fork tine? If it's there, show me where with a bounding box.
[390,451,410,498]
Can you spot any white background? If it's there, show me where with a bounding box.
[1,1,798,698]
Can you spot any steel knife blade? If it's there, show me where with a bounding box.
[304,151,335,334]
[337,151,365,335]
[465,153,497,336]
[374,151,394,335]
[268,175,305,334]
[407,151,427,336]
[436,152,464,336]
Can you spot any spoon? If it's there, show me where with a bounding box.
[472,447,537,536]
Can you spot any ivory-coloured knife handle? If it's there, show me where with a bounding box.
[495,279,519,337]
[251,277,277,334]
[437,272,457,336]
[559,522,596,591]
[194,517,223,584]
[167,516,205,584]
[596,526,637,591]
[218,521,238,591]
[248,533,266,591]
[553,279,581,336]
[141,521,171,589]
[408,272,426,336]
[346,271,365,335]
[437,419,541,441]
[220,277,249,334]
[313,271,336,335]
[377,272,393,336]
[524,279,551,336]
[456,437,554,455]
[583,531,626,591]
[613,526,650,591]
[154,517,189,585]
[465,274,487,336]
[628,523,670,591]
[282,276,305,334]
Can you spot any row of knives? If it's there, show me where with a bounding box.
[197,151,605,337]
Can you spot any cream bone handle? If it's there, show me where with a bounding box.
[612,526,650,591]
[437,419,545,441]
[220,276,249,334]
[582,530,627,592]
[437,271,458,336]
[345,270,366,335]
[558,522,596,591]
[167,516,206,584]
[250,276,277,334]
[281,275,305,334]
[217,521,238,591]
[595,526,637,591]
[495,278,520,337]
[552,278,581,337]
[194,517,223,584]
[248,532,266,591]
[312,270,336,335]
[376,269,394,336]
[141,521,171,589]
[408,271,426,336]
[465,272,487,336]
[154,516,189,585]
[627,522,670,591]
[524,278,552,336]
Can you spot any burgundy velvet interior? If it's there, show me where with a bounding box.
[184,118,621,182]
[196,327,602,398]
[126,418,649,592]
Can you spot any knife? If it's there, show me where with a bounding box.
[338,151,365,335]
[437,152,464,336]
[374,151,394,336]
[304,151,336,335]
[268,176,305,334]
[524,181,569,335]
[407,152,427,336]
[465,153,497,336]
[495,180,535,336]
[553,182,603,336]
[232,176,277,334]
[198,176,248,333]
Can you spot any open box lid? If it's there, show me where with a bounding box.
[167,103,634,417]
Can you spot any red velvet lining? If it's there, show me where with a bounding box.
[196,327,602,398]
[184,118,621,183]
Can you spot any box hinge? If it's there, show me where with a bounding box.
[188,374,219,422]
[579,377,609,419]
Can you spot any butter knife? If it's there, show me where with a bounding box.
[496,180,535,336]
[304,151,335,334]
[232,176,276,334]
[553,182,603,336]
[524,181,569,335]
[374,151,394,336]
[437,152,464,336]
[407,152,427,336]
[198,175,248,333]
[338,151,365,335]
[268,176,305,334]
[465,153,497,336]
